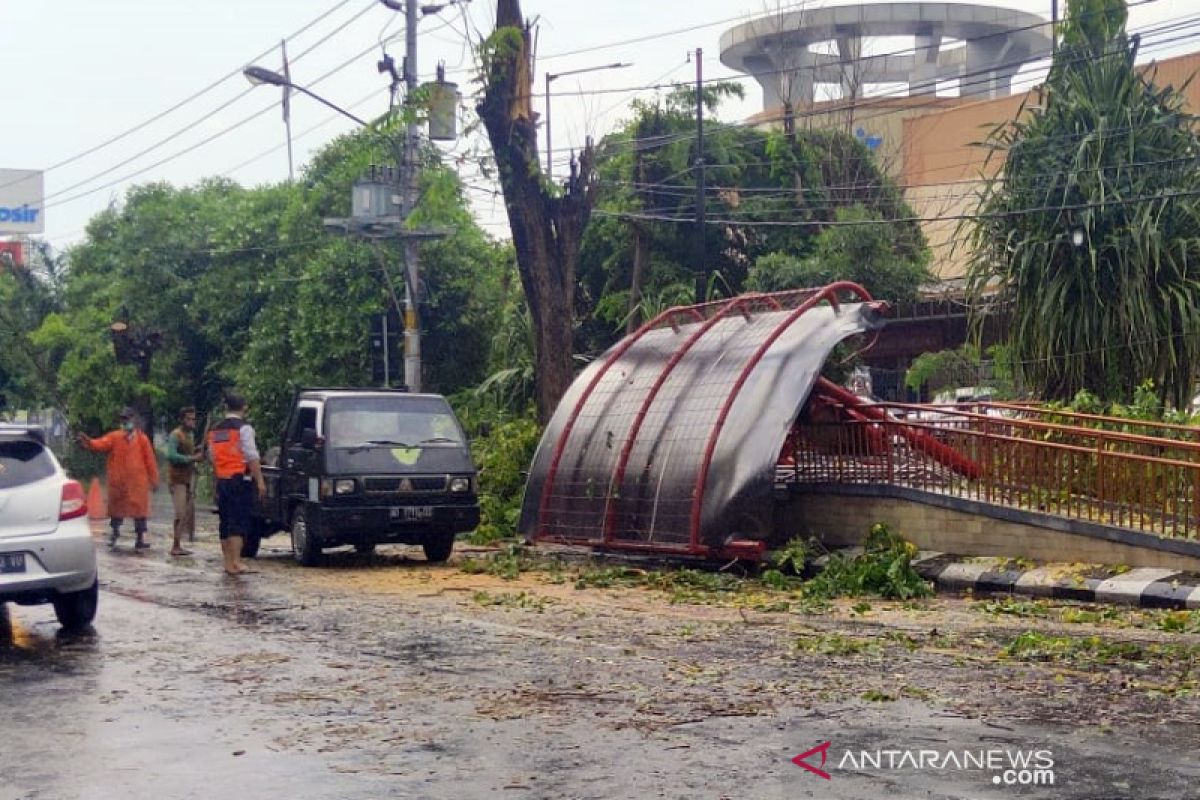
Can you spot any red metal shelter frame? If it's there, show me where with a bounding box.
[523,283,891,559]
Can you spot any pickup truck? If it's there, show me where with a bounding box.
[248,388,480,566]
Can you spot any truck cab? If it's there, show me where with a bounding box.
[252,389,480,566]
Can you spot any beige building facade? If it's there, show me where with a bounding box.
[748,50,1200,283]
[901,50,1200,280]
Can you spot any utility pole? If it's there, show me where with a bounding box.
[1051,0,1058,53]
[693,47,706,304]
[249,1,462,394]
[400,0,423,393]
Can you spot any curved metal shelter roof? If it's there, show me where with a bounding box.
[519,283,887,558]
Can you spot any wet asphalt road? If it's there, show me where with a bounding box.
[2,515,1199,800]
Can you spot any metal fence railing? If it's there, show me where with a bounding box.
[780,403,1200,541]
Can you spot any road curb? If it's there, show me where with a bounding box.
[909,552,1200,609]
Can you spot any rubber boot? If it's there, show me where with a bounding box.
[134,521,150,550]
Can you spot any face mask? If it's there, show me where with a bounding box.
[122,421,135,432]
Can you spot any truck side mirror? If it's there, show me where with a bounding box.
[300,428,318,449]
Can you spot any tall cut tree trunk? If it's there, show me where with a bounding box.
[477,0,598,423]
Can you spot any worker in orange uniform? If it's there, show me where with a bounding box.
[76,406,160,550]
[207,393,266,575]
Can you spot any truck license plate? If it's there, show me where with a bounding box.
[0,553,26,574]
[393,506,433,521]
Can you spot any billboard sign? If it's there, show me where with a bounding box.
[0,170,44,234]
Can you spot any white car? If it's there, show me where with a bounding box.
[0,425,98,628]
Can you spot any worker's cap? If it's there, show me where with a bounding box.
[119,406,137,419]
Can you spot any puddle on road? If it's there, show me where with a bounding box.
[2,592,404,800]
[0,605,101,678]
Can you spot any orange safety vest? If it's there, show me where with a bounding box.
[208,418,247,480]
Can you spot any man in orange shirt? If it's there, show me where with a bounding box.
[208,394,266,575]
[76,406,160,550]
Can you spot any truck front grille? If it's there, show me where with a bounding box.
[363,475,447,494]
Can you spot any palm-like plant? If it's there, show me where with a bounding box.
[968,0,1200,407]
[475,298,535,410]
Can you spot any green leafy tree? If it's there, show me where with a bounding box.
[579,94,928,356]
[0,242,65,411]
[746,205,931,301]
[37,126,504,442]
[967,0,1200,406]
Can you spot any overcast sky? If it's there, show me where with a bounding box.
[2,0,1190,249]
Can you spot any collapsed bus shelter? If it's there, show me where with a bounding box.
[519,283,893,560]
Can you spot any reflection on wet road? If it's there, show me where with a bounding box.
[1,591,393,800]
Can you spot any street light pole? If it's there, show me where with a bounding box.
[281,40,295,182]
[244,67,370,126]
[400,0,423,393]
[544,62,631,181]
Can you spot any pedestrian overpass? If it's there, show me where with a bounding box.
[519,284,1200,567]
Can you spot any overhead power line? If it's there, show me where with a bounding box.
[596,185,1200,229]
[39,1,382,205]
[1,0,367,193]
[546,10,1199,161]
[41,10,466,213]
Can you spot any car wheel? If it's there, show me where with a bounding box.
[354,542,376,555]
[422,531,455,564]
[53,579,98,629]
[290,506,322,567]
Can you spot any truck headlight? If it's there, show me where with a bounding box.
[448,477,471,493]
[334,479,357,495]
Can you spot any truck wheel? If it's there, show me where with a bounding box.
[53,579,98,629]
[290,507,322,567]
[422,531,455,564]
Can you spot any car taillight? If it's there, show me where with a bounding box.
[60,480,87,520]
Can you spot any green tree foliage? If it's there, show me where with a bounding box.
[903,343,1017,398]
[453,403,541,543]
[579,88,929,354]
[968,0,1200,406]
[746,206,931,302]
[24,127,506,442]
[473,284,536,410]
[0,243,65,411]
[1060,0,1127,53]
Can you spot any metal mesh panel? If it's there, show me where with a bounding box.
[523,286,884,555]
[610,302,791,547]
[539,327,684,544]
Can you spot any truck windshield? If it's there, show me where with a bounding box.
[326,397,465,449]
